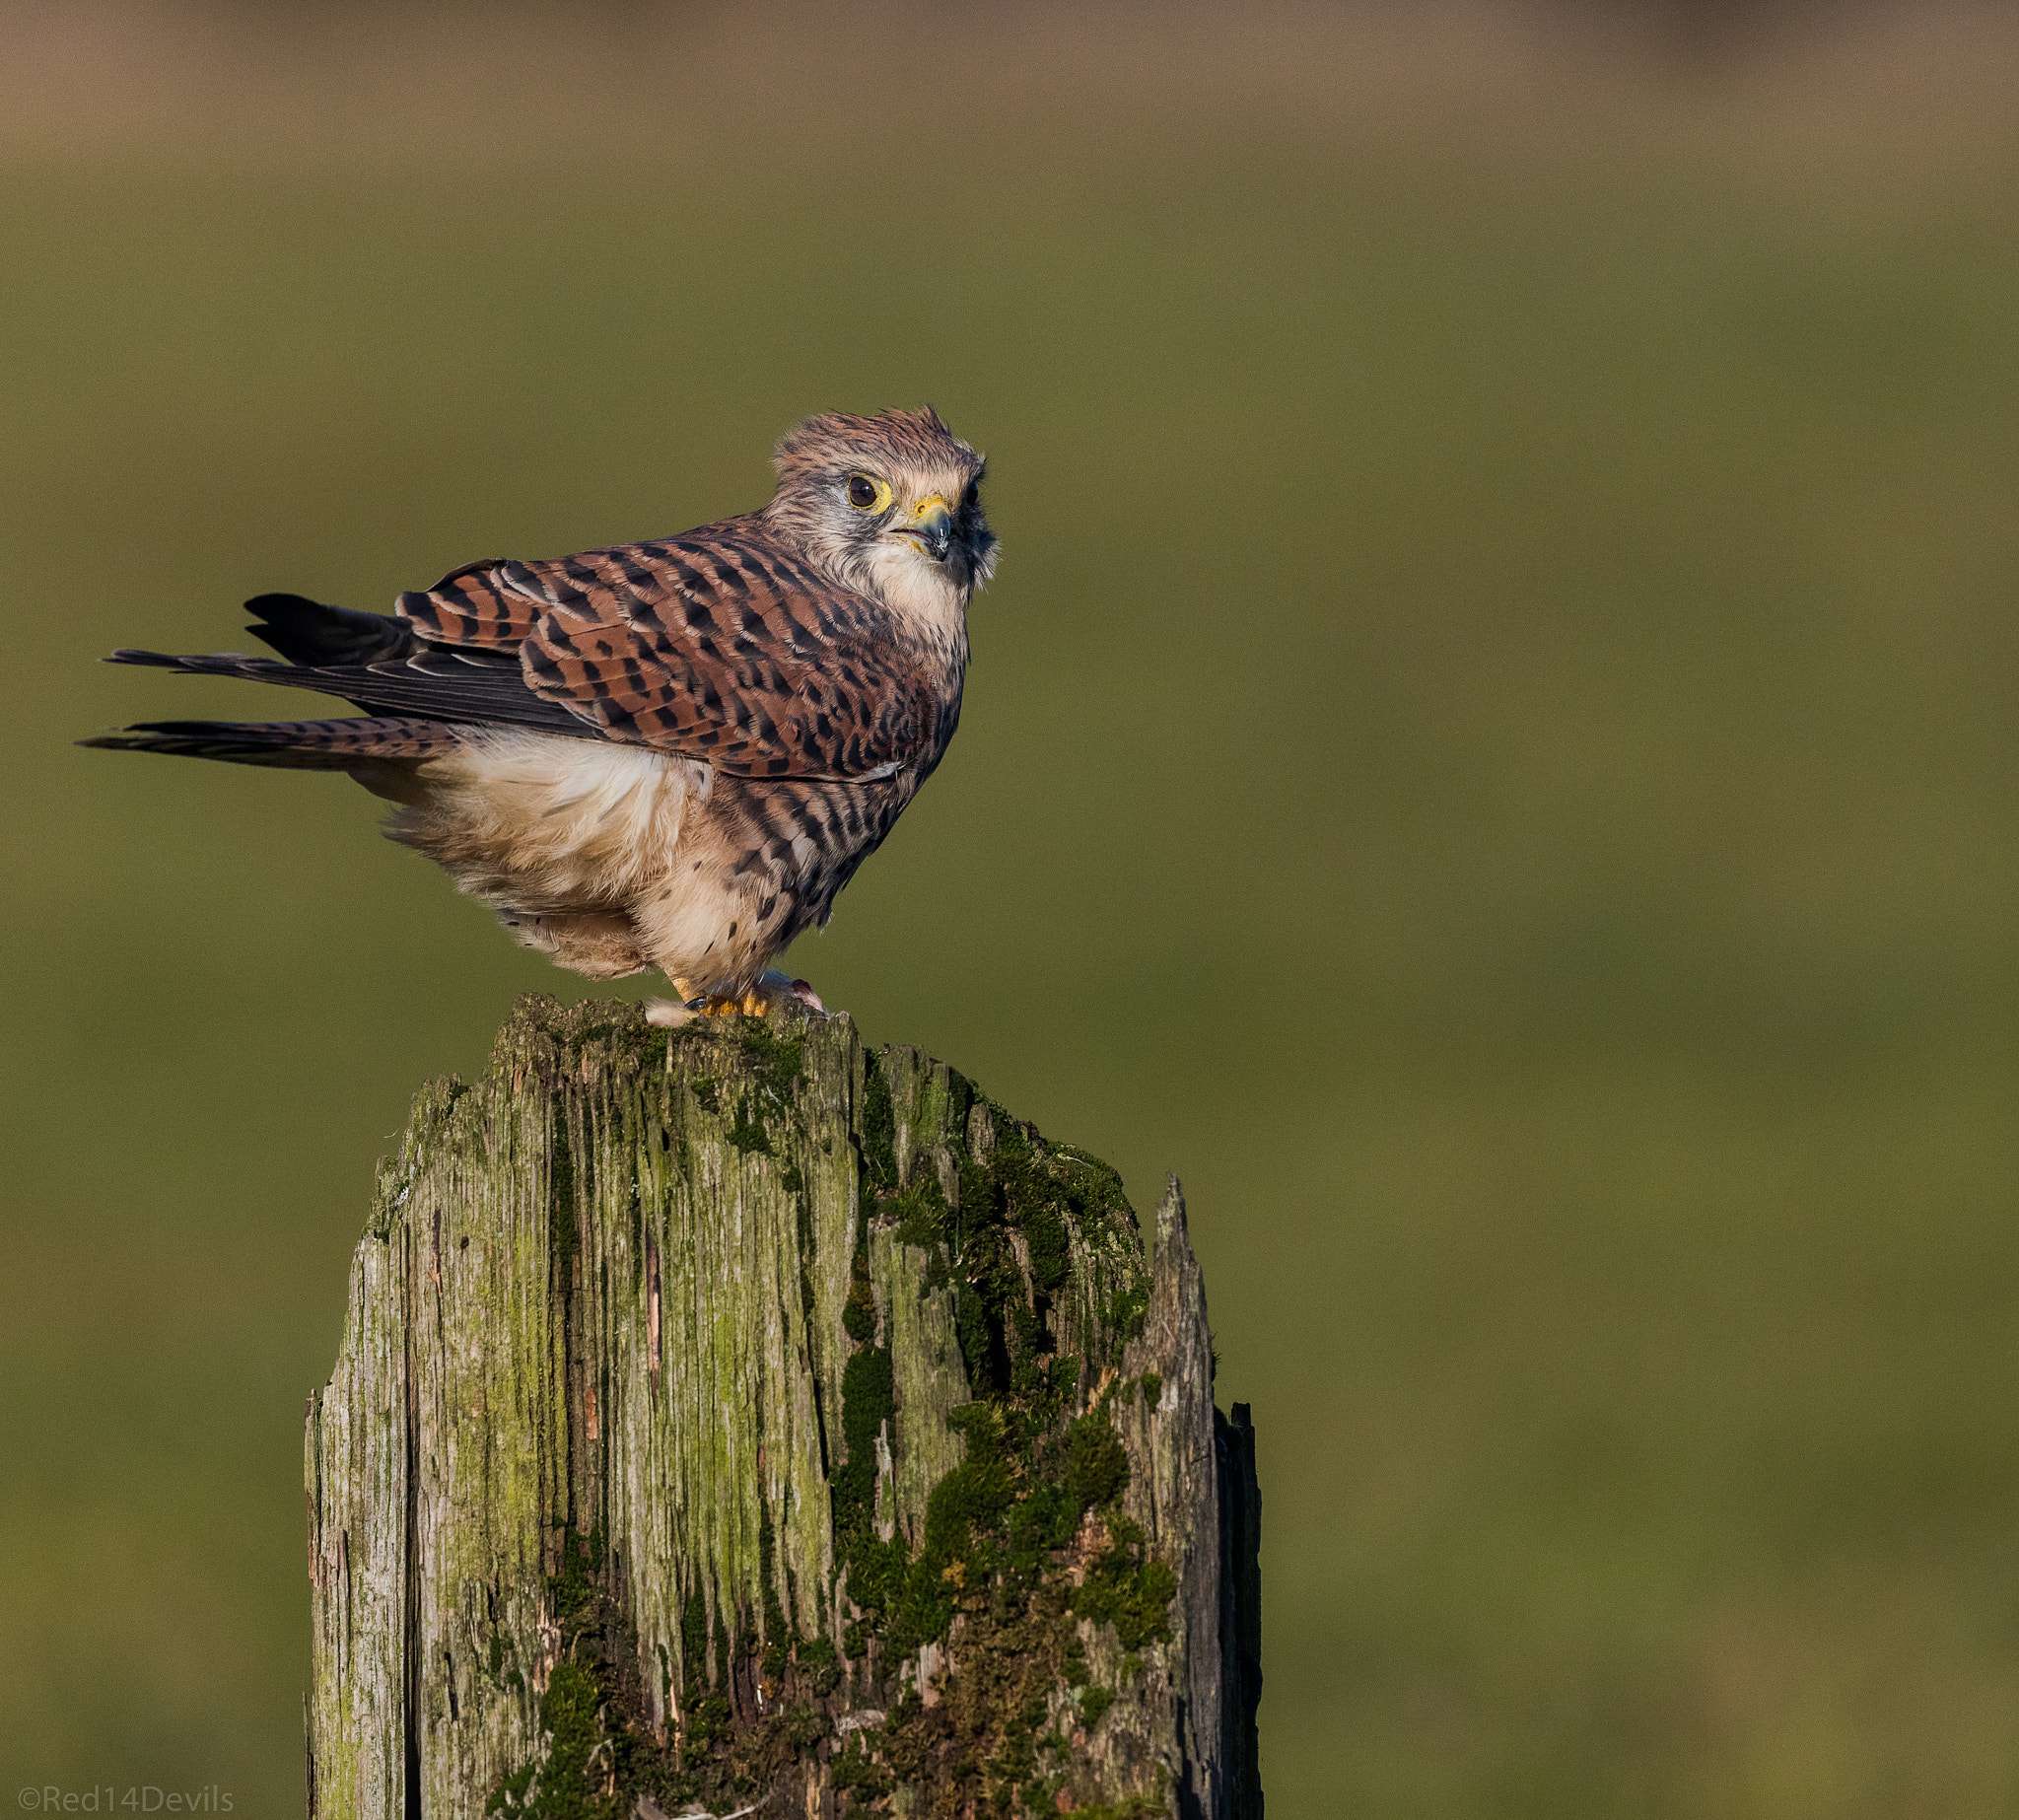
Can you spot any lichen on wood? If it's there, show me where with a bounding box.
[305,995,1262,1819]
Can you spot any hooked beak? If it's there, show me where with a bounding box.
[894,495,953,563]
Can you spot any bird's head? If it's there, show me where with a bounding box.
[763,406,998,630]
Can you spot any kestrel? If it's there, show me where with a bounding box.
[87,407,998,1020]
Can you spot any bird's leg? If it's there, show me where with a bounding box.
[646,972,826,1027]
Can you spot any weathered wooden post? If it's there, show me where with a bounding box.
[305,996,1262,1818]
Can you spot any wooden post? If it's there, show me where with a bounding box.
[305,996,1262,1819]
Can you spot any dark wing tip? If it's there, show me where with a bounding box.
[78,722,185,749]
[76,726,203,751]
[242,595,416,665]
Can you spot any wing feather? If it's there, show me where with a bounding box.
[104,643,596,736]
[395,558,544,649]
[398,525,945,781]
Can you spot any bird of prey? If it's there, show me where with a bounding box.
[86,407,998,1021]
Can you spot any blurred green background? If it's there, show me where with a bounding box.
[6,3,2019,1813]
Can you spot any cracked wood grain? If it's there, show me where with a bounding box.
[305,995,1262,1818]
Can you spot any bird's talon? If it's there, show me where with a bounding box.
[665,974,798,1019]
[661,978,757,1018]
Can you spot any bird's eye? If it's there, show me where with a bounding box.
[961,480,979,511]
[847,473,887,512]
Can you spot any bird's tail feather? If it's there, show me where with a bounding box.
[79,715,458,769]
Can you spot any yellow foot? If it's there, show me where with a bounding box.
[646,972,827,1028]
[647,978,764,1023]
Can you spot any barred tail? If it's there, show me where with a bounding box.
[79,715,460,770]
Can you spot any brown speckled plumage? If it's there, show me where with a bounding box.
[85,407,997,1001]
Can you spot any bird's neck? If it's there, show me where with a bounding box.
[758,508,971,658]
[855,542,972,656]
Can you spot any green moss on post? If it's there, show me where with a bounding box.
[305,996,1262,1819]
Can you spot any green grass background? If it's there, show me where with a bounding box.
[6,9,2019,1813]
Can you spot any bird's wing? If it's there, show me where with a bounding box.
[398,531,940,781]
[103,639,595,735]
